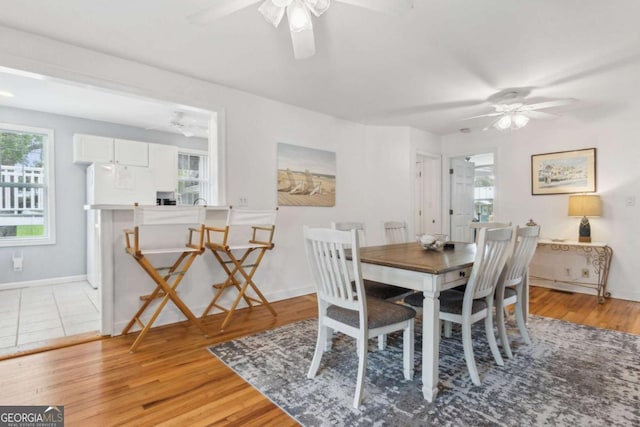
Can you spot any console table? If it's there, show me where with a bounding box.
[532,239,613,303]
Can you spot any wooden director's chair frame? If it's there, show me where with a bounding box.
[122,205,209,352]
[202,207,278,331]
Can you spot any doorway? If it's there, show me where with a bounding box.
[447,152,496,242]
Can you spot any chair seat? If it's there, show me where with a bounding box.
[504,287,516,298]
[139,247,201,255]
[439,290,488,315]
[363,280,411,300]
[327,298,416,329]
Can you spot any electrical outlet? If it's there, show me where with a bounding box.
[581,268,590,278]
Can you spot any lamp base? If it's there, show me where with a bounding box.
[578,216,591,243]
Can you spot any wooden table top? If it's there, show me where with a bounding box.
[356,241,477,275]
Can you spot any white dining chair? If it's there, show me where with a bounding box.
[331,221,409,301]
[405,226,513,385]
[384,221,408,244]
[304,226,416,409]
[468,221,512,243]
[495,224,540,358]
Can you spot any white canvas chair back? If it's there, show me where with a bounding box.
[133,206,206,227]
[331,221,367,246]
[384,221,408,244]
[468,221,512,243]
[501,225,541,287]
[129,205,207,255]
[467,227,514,300]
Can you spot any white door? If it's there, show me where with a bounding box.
[415,155,442,236]
[450,158,475,242]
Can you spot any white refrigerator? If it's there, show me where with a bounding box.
[86,163,156,288]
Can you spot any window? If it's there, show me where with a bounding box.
[0,123,55,246]
[177,149,209,205]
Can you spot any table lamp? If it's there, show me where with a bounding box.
[568,194,601,243]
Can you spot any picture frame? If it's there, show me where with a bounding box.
[277,143,336,207]
[531,148,596,195]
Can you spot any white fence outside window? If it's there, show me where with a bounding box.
[0,165,44,226]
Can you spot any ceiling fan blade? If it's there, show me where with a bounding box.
[460,112,503,120]
[290,28,316,59]
[187,0,262,25]
[526,111,559,119]
[335,0,413,15]
[521,99,575,111]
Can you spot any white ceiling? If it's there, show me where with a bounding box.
[0,0,640,135]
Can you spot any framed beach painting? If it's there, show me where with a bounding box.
[277,143,336,207]
[531,148,596,195]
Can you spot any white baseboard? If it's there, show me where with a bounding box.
[531,281,640,302]
[0,275,88,291]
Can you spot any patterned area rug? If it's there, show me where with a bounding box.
[208,316,640,426]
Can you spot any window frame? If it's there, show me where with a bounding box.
[177,148,210,206]
[0,123,56,247]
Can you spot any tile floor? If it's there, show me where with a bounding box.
[0,281,99,356]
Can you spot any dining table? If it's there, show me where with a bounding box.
[354,241,477,402]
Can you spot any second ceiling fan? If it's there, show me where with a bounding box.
[188,0,413,59]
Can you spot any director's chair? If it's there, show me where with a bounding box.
[122,204,209,352]
[202,207,278,331]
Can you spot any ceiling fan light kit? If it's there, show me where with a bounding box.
[190,0,413,59]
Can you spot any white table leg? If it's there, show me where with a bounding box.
[422,285,440,402]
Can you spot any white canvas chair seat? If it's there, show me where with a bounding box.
[202,207,278,331]
[438,226,513,385]
[304,226,416,409]
[122,205,208,352]
[495,225,540,358]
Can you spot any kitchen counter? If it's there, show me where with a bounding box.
[85,204,230,210]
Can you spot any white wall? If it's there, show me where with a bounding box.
[442,108,640,301]
[0,27,442,320]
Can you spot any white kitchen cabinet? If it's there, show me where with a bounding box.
[73,134,114,163]
[73,134,149,166]
[149,143,178,192]
[114,138,148,167]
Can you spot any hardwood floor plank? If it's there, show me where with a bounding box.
[0,289,636,425]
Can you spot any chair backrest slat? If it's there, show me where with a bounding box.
[467,226,513,300]
[468,221,512,243]
[304,227,363,312]
[502,225,541,287]
[331,221,367,247]
[384,221,408,244]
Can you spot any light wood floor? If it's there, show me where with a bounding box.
[0,287,637,426]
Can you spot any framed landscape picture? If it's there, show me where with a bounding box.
[277,143,336,207]
[531,148,596,195]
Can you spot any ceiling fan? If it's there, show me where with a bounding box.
[461,89,575,131]
[188,0,414,59]
[147,111,208,138]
